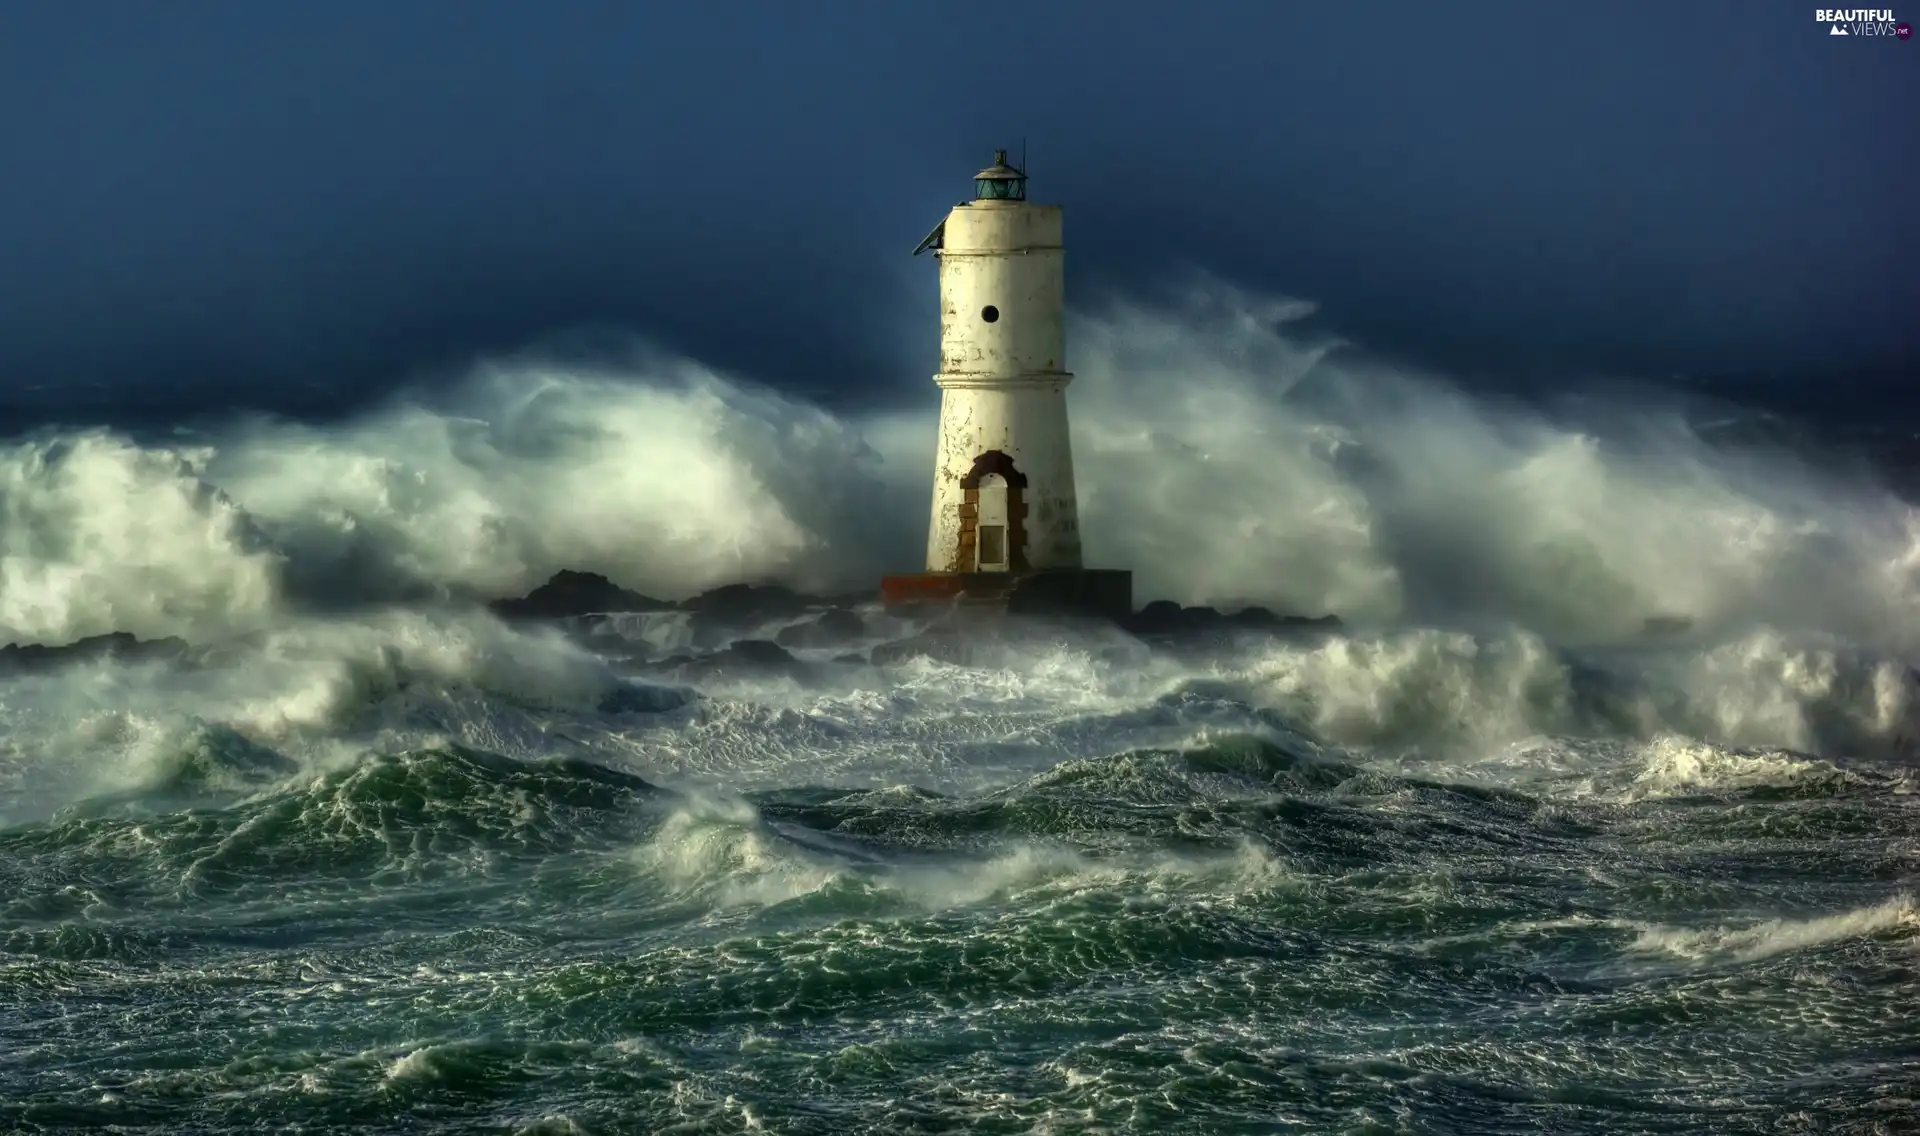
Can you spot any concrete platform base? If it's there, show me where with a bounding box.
[880,569,1133,621]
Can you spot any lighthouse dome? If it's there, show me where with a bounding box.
[973,150,1027,201]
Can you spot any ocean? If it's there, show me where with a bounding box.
[2,288,1915,1133]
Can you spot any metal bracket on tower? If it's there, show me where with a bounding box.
[912,219,945,256]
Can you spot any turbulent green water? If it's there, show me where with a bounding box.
[2,615,1917,1134]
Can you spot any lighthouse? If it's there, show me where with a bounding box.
[881,151,1131,618]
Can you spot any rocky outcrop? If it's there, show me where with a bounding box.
[0,579,1344,683]
[486,574,882,653]
[681,583,815,643]
[865,601,1343,669]
[0,632,191,673]
[1118,600,1342,639]
[488,570,669,620]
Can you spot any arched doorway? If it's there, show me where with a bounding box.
[957,450,1028,572]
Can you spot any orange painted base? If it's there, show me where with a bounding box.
[880,573,976,605]
[879,569,1132,620]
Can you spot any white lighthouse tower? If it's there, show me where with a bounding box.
[882,151,1130,617]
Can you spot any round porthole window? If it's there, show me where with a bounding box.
[980,305,1000,323]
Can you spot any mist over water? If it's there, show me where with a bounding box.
[3,283,1914,1132]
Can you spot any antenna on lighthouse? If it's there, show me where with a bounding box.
[1021,137,1028,180]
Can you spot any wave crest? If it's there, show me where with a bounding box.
[0,431,281,644]
[6,282,1920,659]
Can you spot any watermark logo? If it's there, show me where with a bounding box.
[1815,8,1908,35]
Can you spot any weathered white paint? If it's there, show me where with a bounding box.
[922,174,1082,573]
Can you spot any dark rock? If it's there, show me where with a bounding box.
[864,596,1345,669]
[870,602,1094,668]
[1119,601,1222,637]
[774,607,866,649]
[495,572,1348,667]
[681,583,810,619]
[0,632,191,672]
[870,628,972,667]
[1001,568,1134,620]
[682,583,817,644]
[1118,601,1341,639]
[884,599,956,623]
[728,638,799,668]
[819,607,867,641]
[1232,608,1341,632]
[489,571,875,640]
[1231,606,1282,628]
[490,571,668,620]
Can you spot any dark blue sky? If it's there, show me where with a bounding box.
[1,1,1913,427]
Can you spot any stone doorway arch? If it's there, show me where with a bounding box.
[956,449,1029,572]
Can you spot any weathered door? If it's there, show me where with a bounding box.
[975,472,1010,571]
